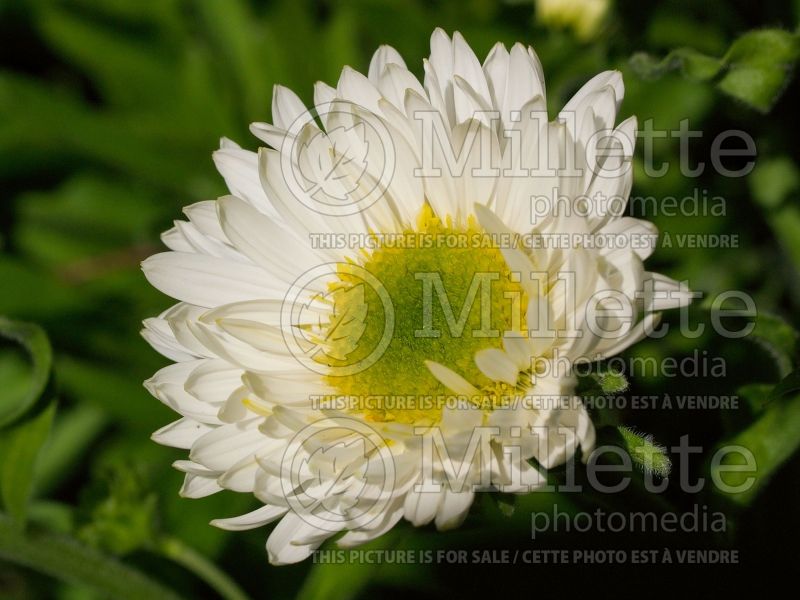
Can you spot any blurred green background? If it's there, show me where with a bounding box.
[2,0,800,597]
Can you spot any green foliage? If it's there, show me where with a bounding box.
[714,318,800,507]
[630,28,800,112]
[0,317,56,526]
[617,427,672,478]
[0,319,185,598]
[747,312,799,378]
[0,514,183,600]
[718,29,800,112]
[630,48,724,81]
[595,368,630,394]
[297,530,405,600]
[0,318,53,428]
[749,156,800,209]
[712,387,800,507]
[1,403,56,525]
[576,366,629,398]
[77,463,158,556]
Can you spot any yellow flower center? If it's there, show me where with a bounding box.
[317,205,528,425]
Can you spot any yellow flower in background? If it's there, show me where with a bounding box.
[141,28,690,565]
[536,0,611,40]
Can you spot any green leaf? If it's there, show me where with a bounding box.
[712,391,800,506]
[769,368,800,402]
[297,529,403,600]
[194,0,273,121]
[645,14,727,55]
[747,312,798,378]
[78,463,158,556]
[629,48,723,81]
[617,427,672,478]
[630,28,800,112]
[0,317,53,428]
[36,5,179,109]
[736,382,774,413]
[767,204,800,275]
[35,404,108,496]
[0,514,182,600]
[0,72,223,194]
[749,156,800,210]
[719,29,800,112]
[56,357,167,430]
[27,501,76,535]
[0,257,82,318]
[158,536,251,600]
[15,175,163,270]
[0,402,57,525]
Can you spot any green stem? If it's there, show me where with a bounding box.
[158,536,251,600]
[0,514,181,600]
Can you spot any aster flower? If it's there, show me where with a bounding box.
[142,28,689,565]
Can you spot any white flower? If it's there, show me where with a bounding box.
[142,29,690,565]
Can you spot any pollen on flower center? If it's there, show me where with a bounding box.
[316,204,529,425]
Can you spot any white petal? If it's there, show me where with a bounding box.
[337,66,382,115]
[141,317,198,361]
[435,488,474,530]
[183,200,227,241]
[337,500,405,548]
[172,220,242,261]
[378,63,426,109]
[190,419,267,471]
[180,472,223,498]
[313,81,337,128]
[218,451,260,491]
[145,361,222,424]
[161,303,216,358]
[509,44,546,108]
[368,45,406,83]
[211,504,287,531]
[257,147,367,245]
[594,311,661,359]
[142,252,286,307]
[474,348,519,385]
[427,28,454,120]
[184,360,244,406]
[559,397,596,461]
[646,273,694,310]
[213,142,279,219]
[161,226,194,253]
[483,42,509,113]
[217,195,324,280]
[403,484,442,527]
[452,32,492,121]
[213,318,290,355]
[502,335,534,370]
[425,360,480,396]
[272,85,308,130]
[249,121,291,149]
[151,417,213,449]
[561,70,623,116]
[266,513,338,565]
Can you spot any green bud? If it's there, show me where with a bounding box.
[618,427,672,478]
